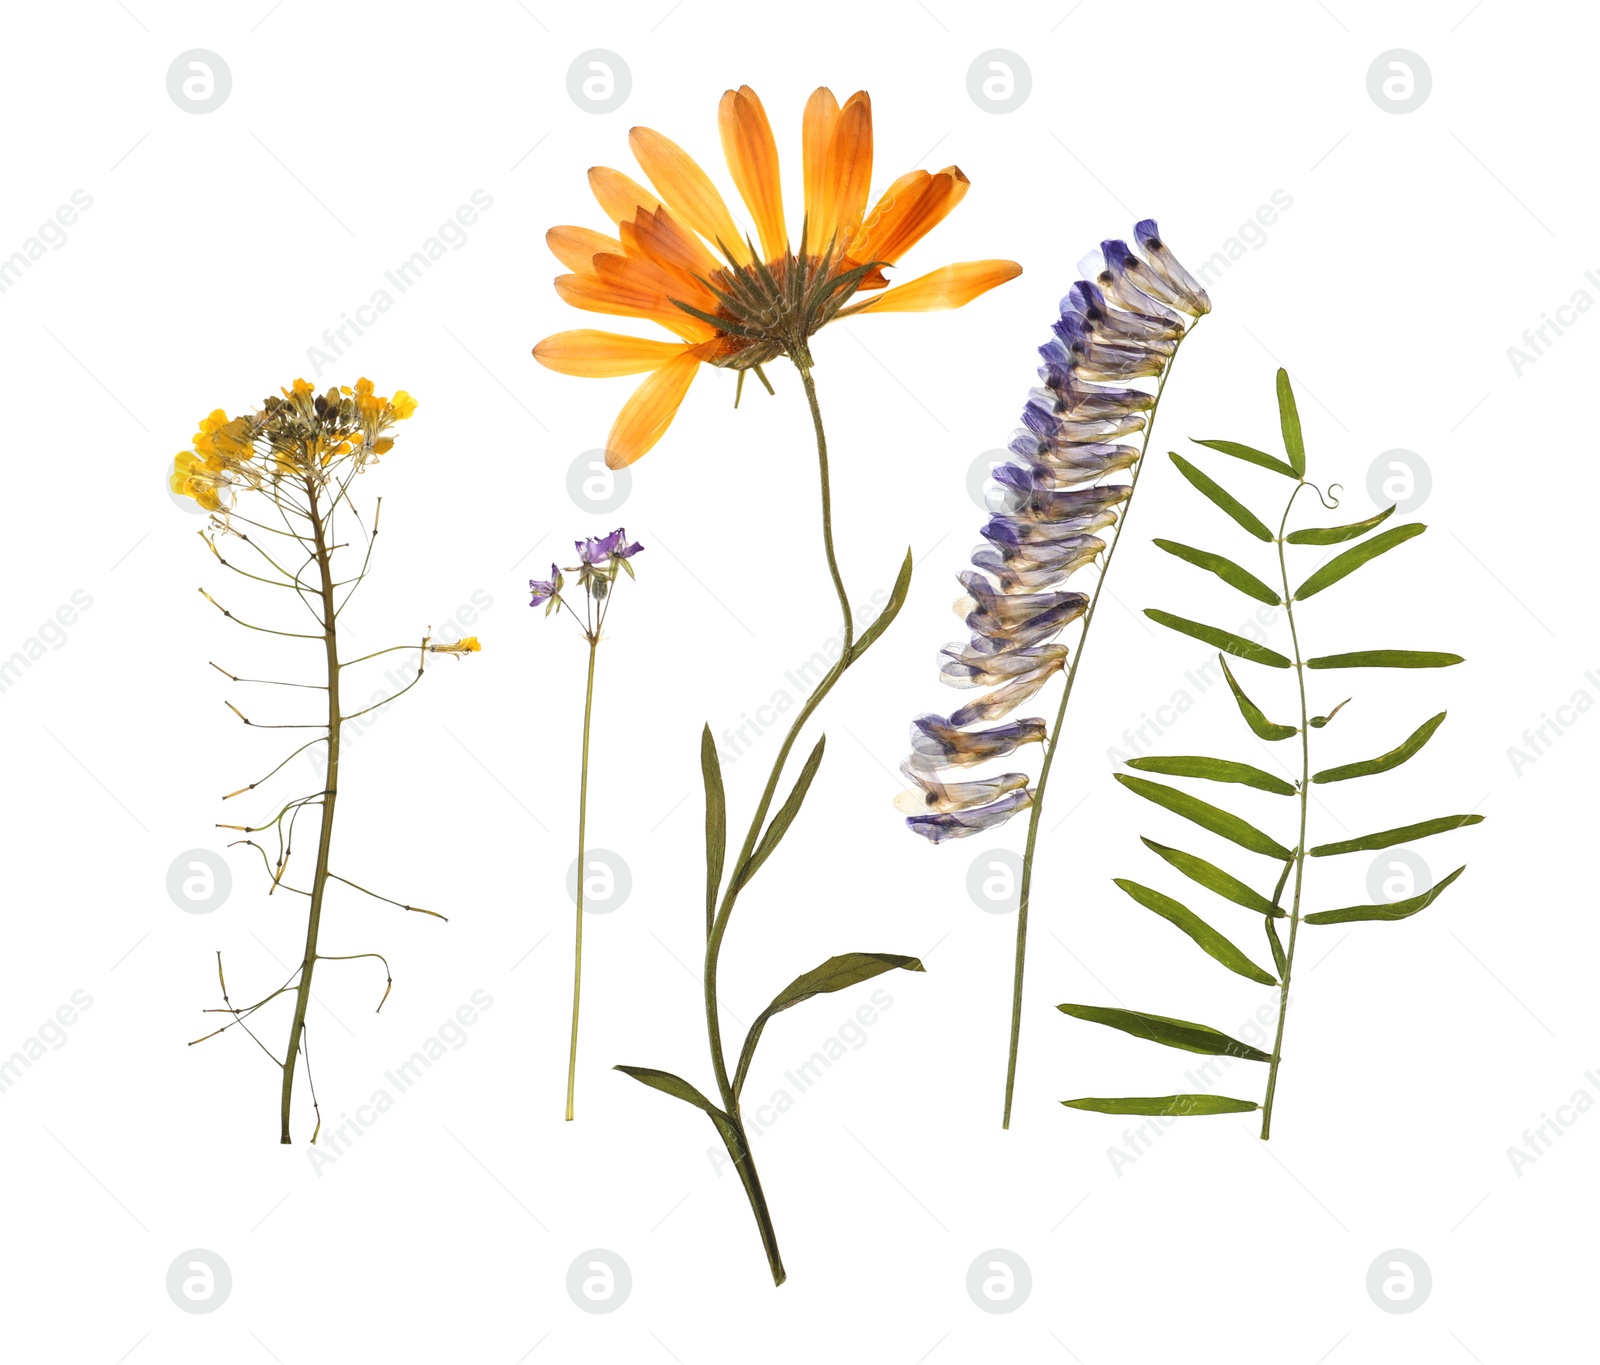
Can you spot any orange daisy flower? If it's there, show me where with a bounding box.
[534,85,1022,468]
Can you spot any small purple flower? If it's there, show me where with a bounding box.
[577,527,644,566]
[529,564,564,614]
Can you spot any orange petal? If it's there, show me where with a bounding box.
[589,166,661,225]
[801,87,840,249]
[850,259,1022,313]
[533,330,695,378]
[591,251,716,313]
[629,126,753,267]
[855,166,970,268]
[605,347,704,468]
[623,205,721,280]
[820,93,872,254]
[553,272,715,342]
[546,226,623,276]
[718,86,787,261]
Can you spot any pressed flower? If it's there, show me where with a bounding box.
[428,636,481,655]
[899,220,1209,1128]
[533,84,1021,468]
[528,564,564,614]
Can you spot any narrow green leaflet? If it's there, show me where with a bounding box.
[1168,452,1274,541]
[1307,650,1463,670]
[1145,610,1293,669]
[1276,368,1306,478]
[1116,773,1293,859]
[1219,654,1297,740]
[1305,864,1466,924]
[1312,711,1446,784]
[732,953,923,1097]
[847,547,913,664]
[1287,505,1396,545]
[1114,879,1277,985]
[1127,754,1296,796]
[700,725,726,933]
[1062,1094,1259,1116]
[734,735,826,890]
[1140,837,1284,916]
[1057,1004,1272,1061]
[1310,814,1485,857]
[1192,438,1298,479]
[1265,917,1287,976]
[1293,523,1426,600]
[1152,539,1281,605]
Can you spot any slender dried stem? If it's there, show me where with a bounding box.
[566,635,599,1122]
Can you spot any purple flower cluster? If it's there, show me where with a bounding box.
[529,527,643,615]
[900,221,1210,843]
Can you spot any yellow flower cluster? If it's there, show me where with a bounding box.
[169,378,418,512]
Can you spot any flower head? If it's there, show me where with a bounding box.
[169,378,416,513]
[534,85,1022,468]
[901,222,1208,841]
[529,564,565,614]
[428,636,481,657]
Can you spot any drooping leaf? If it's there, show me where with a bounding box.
[1114,879,1277,985]
[1309,814,1485,857]
[1307,650,1463,670]
[1168,452,1274,541]
[1127,754,1297,796]
[701,725,726,935]
[732,952,924,1097]
[1115,774,1293,859]
[735,735,826,889]
[1219,655,1297,741]
[1293,523,1426,600]
[1062,1094,1259,1116]
[1140,837,1284,917]
[1275,369,1306,478]
[1265,917,1287,976]
[1287,505,1396,545]
[1145,610,1292,669]
[848,547,913,664]
[1057,1003,1272,1061]
[1192,438,1298,479]
[1312,712,1446,784]
[1304,864,1466,924]
[1152,539,1281,605]
[1309,698,1351,728]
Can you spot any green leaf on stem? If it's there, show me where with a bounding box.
[1293,523,1426,600]
[1191,438,1298,479]
[1276,368,1306,477]
[1115,773,1293,859]
[732,952,924,1097]
[1265,917,1287,976]
[1309,814,1485,857]
[1304,864,1467,924]
[1144,610,1293,668]
[1286,505,1396,545]
[701,725,726,934]
[1127,754,1297,795]
[1307,650,1463,670]
[735,735,826,890]
[1152,539,1281,605]
[1140,837,1285,916]
[848,547,913,664]
[1219,655,1297,740]
[1114,879,1277,984]
[1312,711,1446,784]
[1062,1094,1260,1116]
[1057,1003,1272,1061]
[614,1065,728,1120]
[1168,453,1274,541]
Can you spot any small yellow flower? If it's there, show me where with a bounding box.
[388,391,418,421]
[428,636,482,656]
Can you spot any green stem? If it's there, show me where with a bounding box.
[280,481,340,1144]
[566,635,599,1122]
[1260,481,1314,1139]
[1001,323,1196,1130]
[701,359,855,1286]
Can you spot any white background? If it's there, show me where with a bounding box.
[1,1,1594,1360]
